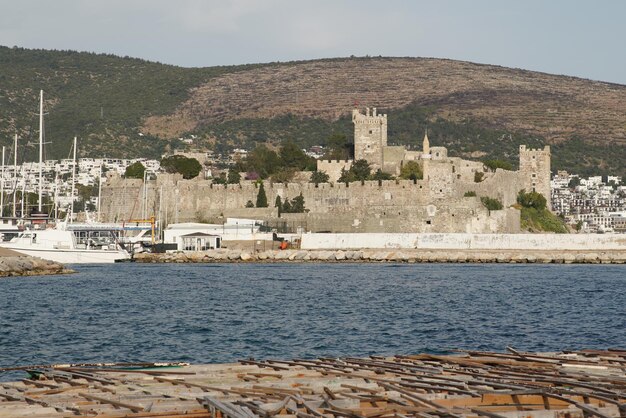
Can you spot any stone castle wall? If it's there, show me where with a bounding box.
[100,174,520,233]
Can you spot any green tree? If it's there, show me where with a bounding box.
[481,196,503,211]
[324,133,352,160]
[290,193,306,213]
[351,160,371,181]
[275,195,282,217]
[484,159,513,171]
[338,167,356,183]
[271,168,295,184]
[124,161,145,179]
[244,145,280,178]
[227,167,241,184]
[474,172,485,183]
[160,155,202,179]
[399,161,423,180]
[568,176,581,188]
[256,182,268,207]
[371,169,394,181]
[211,173,227,185]
[310,170,330,185]
[279,140,316,170]
[517,189,547,210]
[245,200,254,208]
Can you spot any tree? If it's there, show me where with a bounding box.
[227,167,241,184]
[245,200,254,208]
[399,161,423,180]
[371,169,394,181]
[338,167,356,183]
[474,172,484,183]
[290,193,306,213]
[244,145,280,178]
[351,159,371,181]
[275,195,282,217]
[481,196,503,211]
[256,182,268,207]
[324,133,352,160]
[310,170,330,186]
[279,140,316,170]
[211,173,227,185]
[160,155,202,179]
[484,159,514,171]
[280,194,306,213]
[517,189,547,210]
[568,176,581,188]
[124,161,145,179]
[271,168,295,184]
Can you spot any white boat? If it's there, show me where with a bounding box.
[0,222,130,264]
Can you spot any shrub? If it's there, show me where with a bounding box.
[464,191,477,197]
[474,172,484,183]
[399,161,423,180]
[517,189,547,210]
[481,196,503,211]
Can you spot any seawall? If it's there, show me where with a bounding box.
[300,232,626,250]
[134,248,626,264]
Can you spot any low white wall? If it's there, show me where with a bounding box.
[300,233,626,251]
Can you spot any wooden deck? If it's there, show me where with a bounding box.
[1,349,625,417]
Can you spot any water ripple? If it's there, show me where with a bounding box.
[0,263,624,380]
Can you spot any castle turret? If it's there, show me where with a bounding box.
[519,145,552,210]
[422,130,430,155]
[352,107,387,170]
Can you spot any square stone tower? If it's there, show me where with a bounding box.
[353,107,387,170]
[519,145,552,210]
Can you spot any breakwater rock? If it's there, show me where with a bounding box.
[134,248,626,264]
[0,256,72,277]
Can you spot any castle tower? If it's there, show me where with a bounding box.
[352,107,387,170]
[519,145,552,210]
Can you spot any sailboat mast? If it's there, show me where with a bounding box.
[1,146,5,217]
[70,136,77,222]
[97,162,102,222]
[12,134,17,217]
[38,89,44,212]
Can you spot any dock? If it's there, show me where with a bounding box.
[0,349,625,417]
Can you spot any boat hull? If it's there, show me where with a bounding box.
[0,244,130,264]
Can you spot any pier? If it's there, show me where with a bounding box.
[1,349,625,417]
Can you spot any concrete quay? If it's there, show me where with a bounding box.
[134,248,626,264]
[0,249,72,277]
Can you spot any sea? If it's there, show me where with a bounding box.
[1,263,624,380]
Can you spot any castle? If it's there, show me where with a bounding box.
[100,107,551,233]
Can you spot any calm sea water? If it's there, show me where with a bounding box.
[1,263,624,379]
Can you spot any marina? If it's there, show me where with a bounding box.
[0,349,625,417]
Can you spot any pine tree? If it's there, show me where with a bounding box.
[256,182,268,207]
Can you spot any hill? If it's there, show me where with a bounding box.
[1,47,625,176]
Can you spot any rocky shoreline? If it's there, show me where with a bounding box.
[0,255,73,277]
[134,248,626,264]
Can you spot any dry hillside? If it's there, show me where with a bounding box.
[143,57,626,145]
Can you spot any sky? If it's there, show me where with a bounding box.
[1,0,625,84]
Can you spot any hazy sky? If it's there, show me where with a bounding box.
[1,0,625,84]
